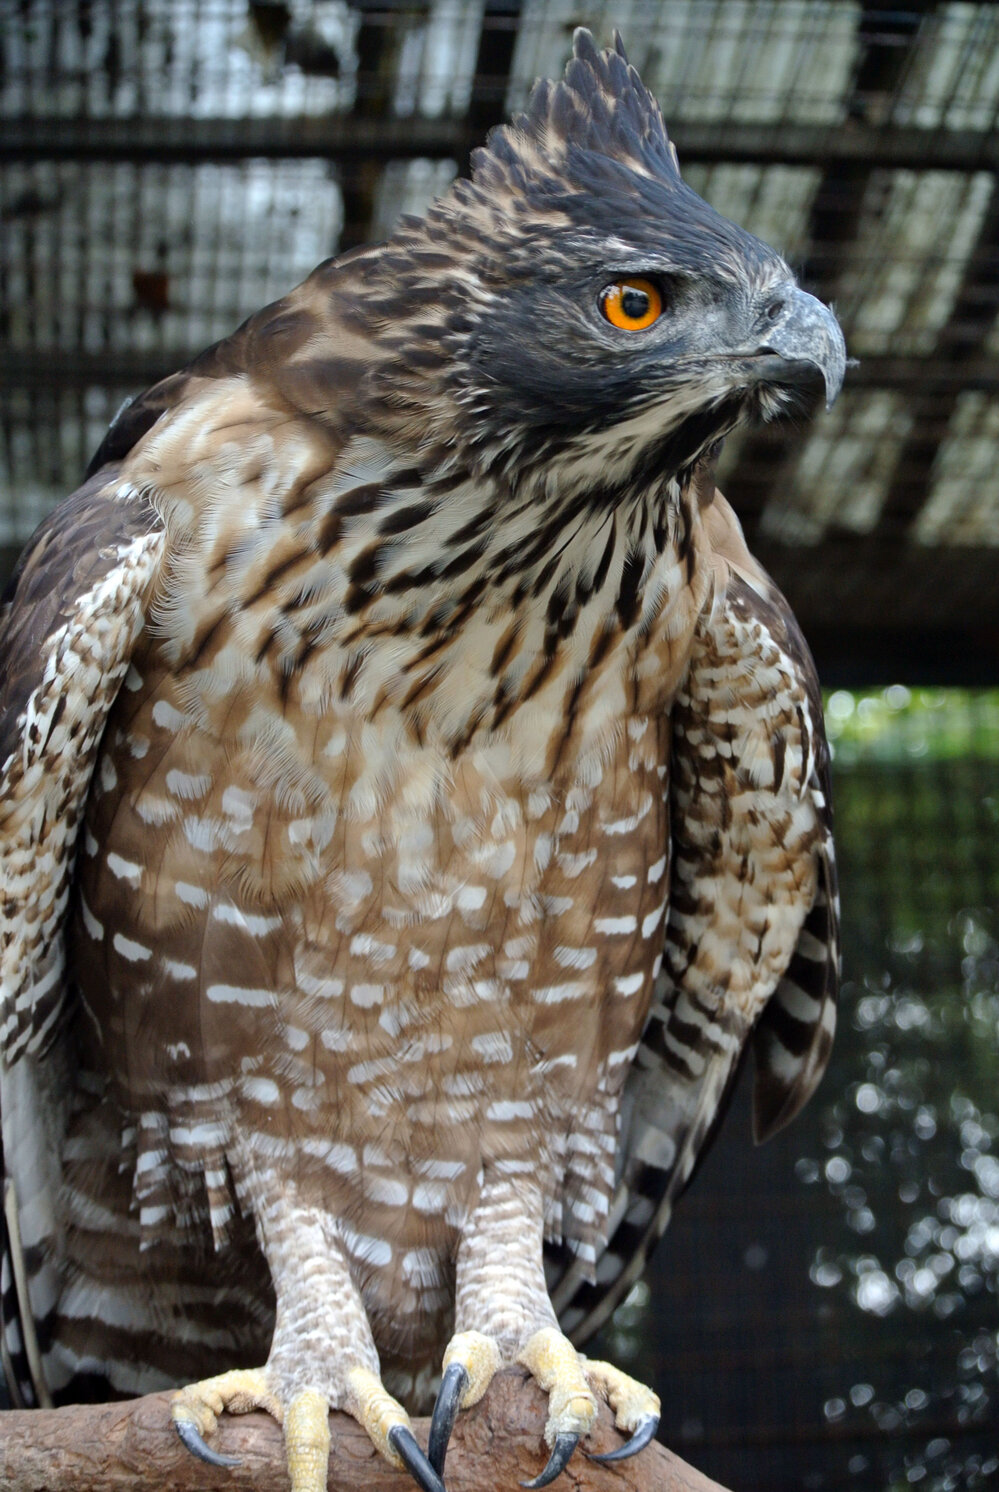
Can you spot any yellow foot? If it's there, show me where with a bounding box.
[171,1369,329,1492]
[426,1328,659,1487]
[519,1327,598,1446]
[172,1364,444,1492]
[516,1326,598,1487]
[516,1331,660,1485]
[444,1330,503,1407]
[423,1325,599,1489]
[427,1331,503,1474]
[344,1367,445,1492]
[285,1389,332,1492]
[584,1357,661,1464]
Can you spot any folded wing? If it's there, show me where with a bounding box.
[0,472,165,1404]
[554,488,839,1341]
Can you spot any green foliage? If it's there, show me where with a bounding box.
[825,687,999,767]
[804,690,999,1490]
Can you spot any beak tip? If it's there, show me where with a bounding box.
[763,287,847,413]
[823,358,846,410]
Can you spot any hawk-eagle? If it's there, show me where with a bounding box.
[0,29,843,1492]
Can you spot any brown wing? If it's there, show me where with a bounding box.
[0,473,165,1059]
[84,252,363,481]
[0,472,165,1403]
[554,489,839,1342]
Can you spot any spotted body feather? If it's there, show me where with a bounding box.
[0,30,843,1492]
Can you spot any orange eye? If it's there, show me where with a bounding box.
[600,277,663,331]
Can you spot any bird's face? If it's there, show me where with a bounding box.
[388,32,845,498]
[454,230,844,491]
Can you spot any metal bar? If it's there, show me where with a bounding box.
[3,350,998,396]
[755,536,999,636]
[4,114,999,172]
[0,529,991,686]
[0,115,468,164]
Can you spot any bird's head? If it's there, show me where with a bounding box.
[379,29,845,497]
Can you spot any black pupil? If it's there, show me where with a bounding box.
[621,285,650,319]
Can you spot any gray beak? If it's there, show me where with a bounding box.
[757,286,846,409]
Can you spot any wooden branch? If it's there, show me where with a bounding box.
[0,1369,732,1492]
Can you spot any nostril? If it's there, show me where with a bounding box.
[764,295,787,324]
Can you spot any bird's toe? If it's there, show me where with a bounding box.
[520,1431,580,1488]
[428,1359,468,1474]
[284,1388,332,1492]
[173,1413,242,1468]
[388,1424,447,1492]
[428,1330,503,1473]
[583,1357,661,1462]
[345,1365,443,1492]
[171,1366,282,1471]
[517,1326,597,1484]
[172,1370,333,1491]
[588,1411,659,1463]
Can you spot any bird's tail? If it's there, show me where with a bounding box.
[549,986,745,1343]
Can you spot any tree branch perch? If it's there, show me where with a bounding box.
[0,1370,732,1492]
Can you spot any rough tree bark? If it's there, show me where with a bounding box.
[0,1370,733,1492]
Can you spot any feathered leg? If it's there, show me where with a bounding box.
[428,1173,659,1484]
[172,1196,442,1492]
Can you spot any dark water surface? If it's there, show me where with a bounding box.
[590,691,999,1491]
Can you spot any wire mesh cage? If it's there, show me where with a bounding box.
[4,0,999,590]
[2,5,999,1489]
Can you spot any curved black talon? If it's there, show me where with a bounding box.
[428,1360,470,1474]
[520,1431,580,1488]
[174,1415,242,1468]
[589,1411,660,1463]
[388,1423,447,1492]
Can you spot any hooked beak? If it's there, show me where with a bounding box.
[754,286,846,409]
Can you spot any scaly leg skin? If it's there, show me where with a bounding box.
[517,1326,598,1487]
[172,1367,284,1469]
[583,1358,661,1464]
[172,1371,333,1486]
[426,1174,659,1486]
[171,1199,443,1492]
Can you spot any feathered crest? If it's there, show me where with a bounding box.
[399,26,773,287]
[521,30,680,180]
[468,29,682,211]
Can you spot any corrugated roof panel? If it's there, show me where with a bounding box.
[390,0,485,120]
[643,0,859,127]
[835,170,992,356]
[509,0,858,125]
[1,158,342,356]
[891,3,999,132]
[1,0,354,120]
[759,391,916,542]
[370,158,458,241]
[915,392,999,545]
[682,163,820,263]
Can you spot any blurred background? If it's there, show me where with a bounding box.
[1,3,998,1489]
